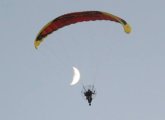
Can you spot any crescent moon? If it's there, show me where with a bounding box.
[70,66,80,86]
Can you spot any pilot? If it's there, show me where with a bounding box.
[84,89,95,106]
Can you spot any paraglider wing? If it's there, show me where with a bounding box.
[34,11,131,49]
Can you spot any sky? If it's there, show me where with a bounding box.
[1,0,165,120]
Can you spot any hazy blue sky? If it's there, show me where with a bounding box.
[1,0,165,120]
